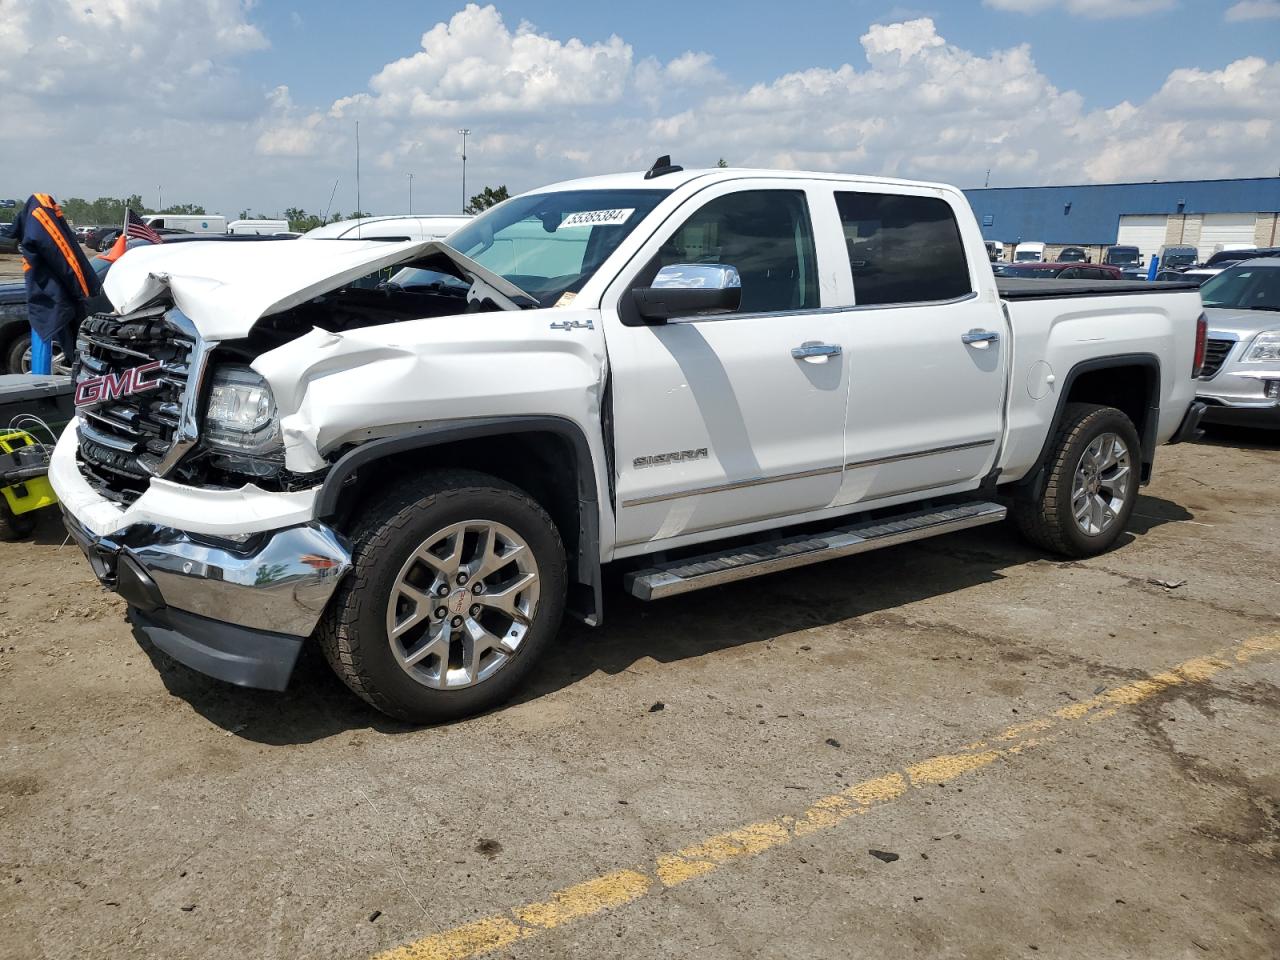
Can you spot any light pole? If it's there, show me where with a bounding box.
[157,185,162,212]
[458,128,470,214]
[407,172,414,215]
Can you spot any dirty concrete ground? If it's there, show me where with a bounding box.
[1,429,1278,960]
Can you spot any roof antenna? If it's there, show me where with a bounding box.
[322,177,339,225]
[355,121,362,239]
[644,155,683,180]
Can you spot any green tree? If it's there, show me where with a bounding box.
[465,185,508,215]
[163,202,206,215]
[717,158,728,168]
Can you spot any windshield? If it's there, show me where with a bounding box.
[1163,251,1196,267]
[1199,265,1280,311]
[442,188,671,307]
[1058,249,1086,262]
[1014,251,1041,261]
[1107,248,1139,265]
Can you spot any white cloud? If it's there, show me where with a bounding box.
[983,0,1175,16]
[0,4,1277,221]
[346,3,634,118]
[1225,0,1280,19]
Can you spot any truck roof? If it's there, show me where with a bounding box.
[528,167,963,196]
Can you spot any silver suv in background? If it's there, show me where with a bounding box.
[1196,258,1280,428]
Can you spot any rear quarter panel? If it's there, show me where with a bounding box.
[999,288,1200,482]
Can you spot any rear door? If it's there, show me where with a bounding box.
[603,181,852,551]
[833,188,1007,507]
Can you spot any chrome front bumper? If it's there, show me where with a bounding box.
[62,511,352,689]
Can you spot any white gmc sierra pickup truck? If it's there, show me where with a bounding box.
[51,160,1208,722]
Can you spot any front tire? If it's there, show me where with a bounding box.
[1013,403,1141,558]
[318,470,567,723]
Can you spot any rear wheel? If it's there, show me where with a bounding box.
[6,332,70,375]
[1013,402,1141,557]
[318,470,567,723]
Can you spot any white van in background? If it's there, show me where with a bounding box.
[143,214,227,235]
[228,219,290,236]
[1013,241,1045,262]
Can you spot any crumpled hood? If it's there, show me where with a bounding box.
[1204,307,1280,340]
[101,238,529,340]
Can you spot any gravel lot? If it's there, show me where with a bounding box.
[1,430,1278,960]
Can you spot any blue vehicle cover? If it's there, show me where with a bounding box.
[5,193,103,341]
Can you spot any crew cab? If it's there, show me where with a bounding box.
[51,163,1206,722]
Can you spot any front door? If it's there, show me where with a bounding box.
[604,184,851,551]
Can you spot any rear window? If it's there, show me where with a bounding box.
[835,192,971,306]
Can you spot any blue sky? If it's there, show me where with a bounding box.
[1,1,1277,217]
[256,0,1278,112]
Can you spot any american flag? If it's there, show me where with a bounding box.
[125,208,163,244]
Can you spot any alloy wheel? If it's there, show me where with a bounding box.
[1071,432,1131,536]
[385,520,540,690]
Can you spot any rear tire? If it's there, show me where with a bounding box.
[318,470,567,723]
[1013,402,1141,558]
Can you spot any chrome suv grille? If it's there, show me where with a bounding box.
[1199,338,1234,380]
[74,307,201,504]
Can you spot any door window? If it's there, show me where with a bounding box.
[835,192,972,306]
[637,190,818,314]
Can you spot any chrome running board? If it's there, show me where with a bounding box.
[623,501,1007,601]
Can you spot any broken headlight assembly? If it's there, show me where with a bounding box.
[202,364,284,476]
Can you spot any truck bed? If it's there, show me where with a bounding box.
[997,277,1201,300]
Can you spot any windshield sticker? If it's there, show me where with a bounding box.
[560,208,634,229]
[554,291,578,308]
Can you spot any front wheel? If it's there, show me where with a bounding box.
[318,470,567,723]
[1013,402,1141,558]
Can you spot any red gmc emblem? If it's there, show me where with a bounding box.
[75,361,163,406]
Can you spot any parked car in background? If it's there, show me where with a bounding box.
[1000,262,1122,280]
[1196,259,1280,429]
[1179,269,1218,285]
[984,240,1004,262]
[1159,246,1198,272]
[1198,247,1280,277]
[1058,246,1089,263]
[1013,241,1045,262]
[91,225,193,250]
[1105,245,1142,268]
[1119,267,1148,281]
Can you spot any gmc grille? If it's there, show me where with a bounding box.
[1198,338,1234,380]
[74,308,200,504]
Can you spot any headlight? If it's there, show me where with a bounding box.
[1242,331,1280,363]
[204,365,282,456]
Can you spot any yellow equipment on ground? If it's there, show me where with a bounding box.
[0,429,57,539]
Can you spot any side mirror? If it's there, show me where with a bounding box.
[632,263,742,323]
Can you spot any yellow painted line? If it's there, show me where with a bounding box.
[372,634,1280,960]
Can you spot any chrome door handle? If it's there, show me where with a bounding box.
[792,341,842,362]
[961,329,999,346]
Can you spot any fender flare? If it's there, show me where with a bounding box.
[315,415,604,625]
[1014,352,1161,500]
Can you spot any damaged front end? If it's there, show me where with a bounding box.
[75,238,529,501]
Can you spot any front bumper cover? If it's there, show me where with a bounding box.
[62,510,352,690]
